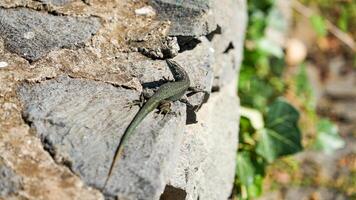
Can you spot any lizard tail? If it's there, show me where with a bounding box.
[102,99,158,191]
[102,146,124,191]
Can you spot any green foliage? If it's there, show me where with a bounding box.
[237,100,302,199]
[236,152,263,198]
[337,6,349,32]
[314,118,345,154]
[293,64,345,152]
[256,99,303,163]
[235,0,304,199]
[301,0,356,38]
[239,0,286,113]
[310,14,327,37]
[302,0,356,70]
[295,64,315,111]
[236,1,351,199]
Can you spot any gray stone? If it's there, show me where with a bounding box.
[0,0,247,199]
[207,0,247,91]
[167,80,240,200]
[173,37,214,92]
[19,75,186,199]
[149,0,216,37]
[135,36,180,59]
[0,7,100,61]
[160,0,246,199]
[119,52,213,97]
[0,157,22,197]
[38,0,73,6]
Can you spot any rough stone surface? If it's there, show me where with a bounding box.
[136,36,180,59]
[159,1,247,198]
[0,125,103,200]
[167,81,240,200]
[19,75,186,199]
[0,158,22,198]
[149,0,216,37]
[209,0,247,90]
[0,7,100,61]
[39,0,73,6]
[0,0,246,199]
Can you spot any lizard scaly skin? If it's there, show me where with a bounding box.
[103,59,190,190]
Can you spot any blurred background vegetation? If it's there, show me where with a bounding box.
[233,0,355,199]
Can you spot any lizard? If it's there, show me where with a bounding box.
[103,59,190,190]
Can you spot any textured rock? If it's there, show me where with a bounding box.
[0,158,22,198]
[166,81,240,200]
[136,36,180,59]
[160,1,246,198]
[0,7,100,61]
[149,0,216,37]
[39,0,73,6]
[0,0,246,199]
[19,75,186,199]
[209,0,247,90]
[0,124,103,200]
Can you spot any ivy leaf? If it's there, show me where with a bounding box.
[236,152,255,187]
[314,119,345,154]
[256,99,303,163]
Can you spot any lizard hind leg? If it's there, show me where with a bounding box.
[157,100,172,120]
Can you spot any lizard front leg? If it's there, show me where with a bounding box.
[124,94,145,108]
[124,89,154,109]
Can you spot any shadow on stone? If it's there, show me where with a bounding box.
[160,185,187,200]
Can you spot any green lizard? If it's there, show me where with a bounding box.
[103,59,190,189]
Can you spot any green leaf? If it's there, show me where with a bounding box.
[247,175,263,197]
[256,99,303,163]
[310,14,327,37]
[236,152,263,198]
[247,11,268,40]
[238,71,274,112]
[256,129,275,162]
[236,152,256,187]
[314,119,345,154]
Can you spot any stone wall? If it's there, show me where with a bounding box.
[0,0,247,199]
